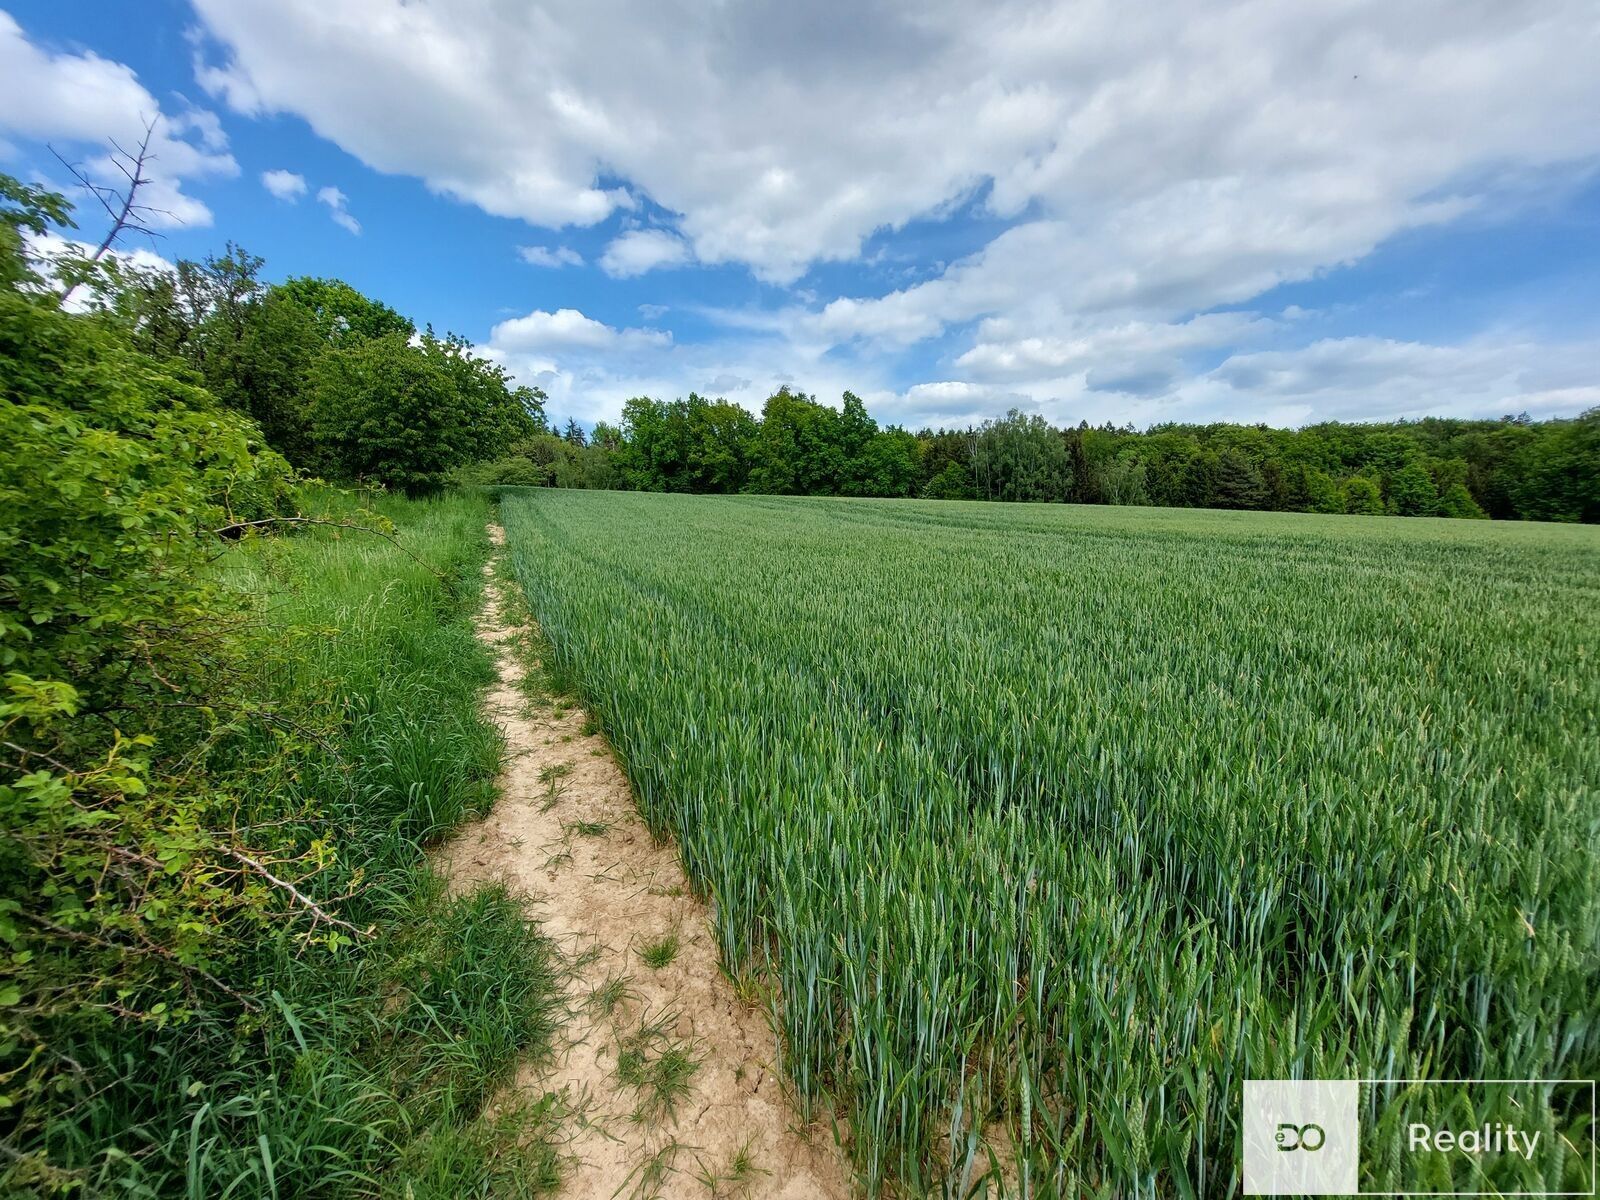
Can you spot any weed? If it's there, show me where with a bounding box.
[637,932,681,969]
[616,1016,701,1125]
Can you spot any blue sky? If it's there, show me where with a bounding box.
[2,0,1598,431]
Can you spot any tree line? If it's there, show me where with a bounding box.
[471,390,1599,523]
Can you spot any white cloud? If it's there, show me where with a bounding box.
[189,0,1600,287]
[518,244,583,268]
[598,228,691,278]
[316,184,360,234]
[490,307,670,353]
[261,168,306,201]
[483,307,893,427]
[1195,336,1600,423]
[184,1,1600,425]
[25,230,176,312]
[0,11,235,228]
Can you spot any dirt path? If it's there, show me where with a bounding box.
[438,526,853,1200]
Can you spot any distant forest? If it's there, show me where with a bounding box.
[30,210,1596,522]
[509,394,1599,522]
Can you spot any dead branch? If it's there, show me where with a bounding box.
[224,849,370,938]
[50,115,172,307]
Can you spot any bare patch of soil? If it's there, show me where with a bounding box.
[437,525,853,1199]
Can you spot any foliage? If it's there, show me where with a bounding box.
[1343,474,1385,514]
[274,275,414,345]
[503,489,1600,1194]
[1,491,565,1196]
[921,460,975,500]
[1095,453,1150,506]
[1386,459,1438,515]
[1507,409,1600,522]
[2,174,562,1193]
[309,331,543,494]
[543,374,1599,521]
[0,175,74,293]
[0,291,293,712]
[970,408,1073,501]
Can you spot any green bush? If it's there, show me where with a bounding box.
[1342,474,1384,514]
[1,292,297,1096]
[308,332,543,495]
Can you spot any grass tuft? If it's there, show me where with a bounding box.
[637,932,681,970]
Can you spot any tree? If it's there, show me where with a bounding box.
[1386,461,1438,516]
[923,460,975,499]
[1436,483,1487,519]
[0,173,75,293]
[223,289,325,463]
[685,396,758,493]
[1301,466,1345,514]
[836,391,880,495]
[44,118,163,309]
[855,427,921,497]
[1507,409,1600,522]
[545,375,1599,521]
[916,428,973,494]
[971,409,1072,501]
[747,388,847,495]
[1213,449,1267,509]
[309,332,541,494]
[1096,455,1150,506]
[615,396,688,491]
[274,276,413,344]
[1343,476,1384,515]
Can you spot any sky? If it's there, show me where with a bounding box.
[2,0,1598,432]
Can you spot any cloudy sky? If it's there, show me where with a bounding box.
[3,1,1598,430]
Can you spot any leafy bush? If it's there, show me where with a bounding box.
[309,332,543,494]
[1,482,565,1195]
[1,292,298,1090]
[1342,474,1384,514]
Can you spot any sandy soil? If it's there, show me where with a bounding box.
[436,525,853,1200]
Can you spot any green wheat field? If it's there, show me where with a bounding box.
[500,490,1599,1195]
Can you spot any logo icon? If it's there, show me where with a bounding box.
[1244,1080,1358,1195]
[1276,1122,1327,1152]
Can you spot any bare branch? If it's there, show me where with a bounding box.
[52,115,169,308]
[224,849,370,938]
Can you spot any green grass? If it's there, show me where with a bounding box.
[637,932,681,969]
[20,492,566,1198]
[615,1013,702,1125]
[502,489,1600,1196]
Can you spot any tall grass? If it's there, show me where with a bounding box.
[20,492,563,1198]
[501,490,1600,1196]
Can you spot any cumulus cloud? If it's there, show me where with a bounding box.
[25,230,176,312]
[599,228,691,278]
[190,1,1600,283]
[0,11,235,227]
[482,308,895,427]
[184,0,1600,424]
[490,307,670,353]
[261,168,306,201]
[316,185,360,234]
[518,244,583,268]
[1196,336,1600,423]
